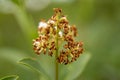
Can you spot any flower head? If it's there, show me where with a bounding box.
[33,8,84,65]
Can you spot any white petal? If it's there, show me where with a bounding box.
[54,26,57,30]
[34,41,40,46]
[59,31,63,37]
[38,22,47,28]
[48,20,55,24]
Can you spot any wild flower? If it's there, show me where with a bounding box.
[33,8,83,65]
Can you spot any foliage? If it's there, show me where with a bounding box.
[0,75,19,80]
[18,52,90,80]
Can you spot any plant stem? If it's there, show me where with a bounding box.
[55,16,59,80]
[55,54,58,80]
[55,31,59,80]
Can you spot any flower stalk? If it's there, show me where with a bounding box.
[55,12,60,80]
[55,32,59,80]
[33,8,84,80]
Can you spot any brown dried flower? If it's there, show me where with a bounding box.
[33,8,83,65]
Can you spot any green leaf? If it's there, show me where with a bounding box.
[0,48,27,65]
[19,52,91,80]
[35,55,55,80]
[59,52,91,80]
[19,58,51,80]
[0,75,19,80]
[11,0,24,6]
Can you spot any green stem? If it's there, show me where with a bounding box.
[55,15,59,80]
[55,51,58,80]
[55,30,59,80]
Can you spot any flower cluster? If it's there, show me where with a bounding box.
[33,8,83,65]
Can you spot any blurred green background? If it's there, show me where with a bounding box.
[0,0,120,80]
